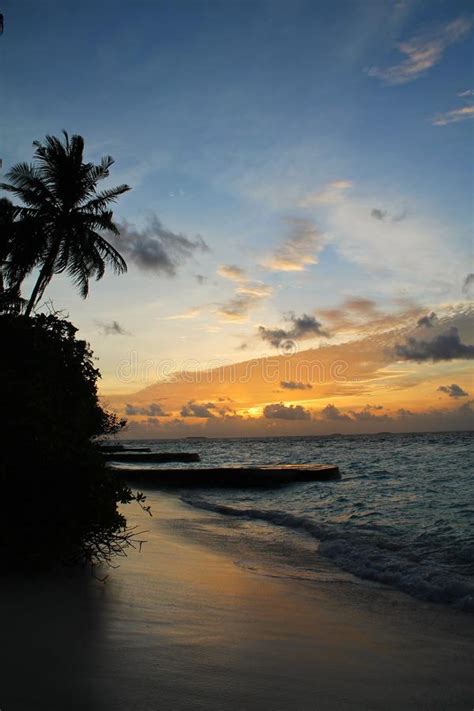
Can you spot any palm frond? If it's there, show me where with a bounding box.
[85,156,115,185]
[1,163,58,208]
[87,231,127,274]
[81,184,131,212]
[4,132,131,310]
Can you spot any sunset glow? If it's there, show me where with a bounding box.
[3,1,472,437]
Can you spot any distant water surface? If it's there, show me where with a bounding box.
[116,431,474,610]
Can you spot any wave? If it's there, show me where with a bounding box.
[182,496,474,611]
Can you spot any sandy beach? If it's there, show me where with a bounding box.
[1,491,473,711]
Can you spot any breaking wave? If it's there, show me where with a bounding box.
[182,497,474,611]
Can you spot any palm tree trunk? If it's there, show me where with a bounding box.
[25,238,61,316]
[24,267,49,316]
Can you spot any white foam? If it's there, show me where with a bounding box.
[183,496,474,611]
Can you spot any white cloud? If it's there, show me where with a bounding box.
[299,180,353,206]
[216,264,246,282]
[432,105,474,126]
[326,197,468,299]
[368,17,473,85]
[162,307,203,320]
[217,287,272,322]
[262,217,325,272]
[216,264,272,321]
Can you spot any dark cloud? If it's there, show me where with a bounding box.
[258,312,327,348]
[395,402,474,426]
[456,402,474,418]
[371,208,407,223]
[123,401,474,437]
[320,404,352,422]
[263,402,311,420]
[348,405,390,423]
[394,327,474,361]
[236,342,248,351]
[216,404,238,417]
[371,208,387,221]
[317,401,474,430]
[115,215,209,276]
[280,380,313,390]
[462,273,474,297]
[180,400,216,418]
[287,313,327,338]
[125,402,168,416]
[258,326,289,348]
[438,384,469,399]
[321,402,464,428]
[195,274,207,285]
[417,311,437,328]
[98,320,130,336]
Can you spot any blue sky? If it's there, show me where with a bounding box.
[1,0,473,407]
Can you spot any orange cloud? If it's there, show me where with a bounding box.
[104,303,473,437]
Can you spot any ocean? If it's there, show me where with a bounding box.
[117,431,474,610]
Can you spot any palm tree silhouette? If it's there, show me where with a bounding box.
[1,132,130,315]
[0,197,24,313]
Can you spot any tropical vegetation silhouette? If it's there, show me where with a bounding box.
[0,131,130,315]
[0,132,144,568]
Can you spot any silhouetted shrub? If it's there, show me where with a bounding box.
[0,313,142,568]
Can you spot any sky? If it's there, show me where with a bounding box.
[2,0,473,436]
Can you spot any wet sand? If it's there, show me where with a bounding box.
[1,492,473,710]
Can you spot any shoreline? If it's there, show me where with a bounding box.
[1,491,473,710]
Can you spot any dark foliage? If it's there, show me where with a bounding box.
[0,313,144,569]
[0,132,130,315]
[0,197,24,313]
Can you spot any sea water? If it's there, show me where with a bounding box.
[119,431,474,610]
